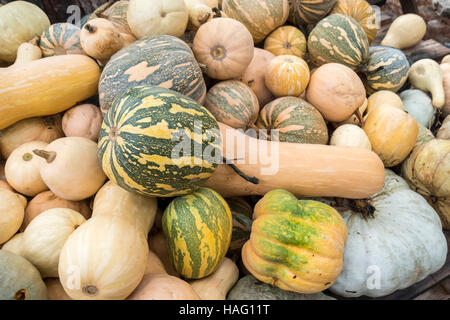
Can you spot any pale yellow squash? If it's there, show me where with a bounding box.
[0,189,27,245]
[381,14,426,49]
[1,232,24,256]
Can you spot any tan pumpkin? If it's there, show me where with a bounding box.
[22,191,92,232]
[363,106,418,167]
[0,115,64,159]
[306,63,366,122]
[189,257,239,300]
[33,137,106,201]
[127,273,201,300]
[22,208,86,278]
[62,104,103,142]
[0,189,27,245]
[148,231,180,277]
[264,26,307,59]
[144,250,167,276]
[193,17,254,80]
[367,90,404,115]
[265,54,310,97]
[1,232,24,256]
[5,141,48,197]
[45,278,72,300]
[437,115,450,140]
[238,48,275,107]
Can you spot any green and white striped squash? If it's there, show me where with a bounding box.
[98,86,221,198]
[162,187,233,279]
[227,197,253,253]
[222,0,290,44]
[204,80,260,129]
[98,35,207,115]
[257,97,329,144]
[292,0,337,25]
[307,14,369,70]
[364,46,410,93]
[39,23,84,57]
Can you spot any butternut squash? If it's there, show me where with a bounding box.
[409,59,445,109]
[0,55,101,130]
[0,37,41,71]
[381,14,426,49]
[204,123,385,199]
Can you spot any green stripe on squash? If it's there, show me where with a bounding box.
[292,0,337,25]
[39,23,84,57]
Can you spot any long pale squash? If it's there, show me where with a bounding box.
[0,54,100,130]
[204,123,385,199]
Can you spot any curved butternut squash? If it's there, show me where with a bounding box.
[204,123,385,199]
[0,55,100,130]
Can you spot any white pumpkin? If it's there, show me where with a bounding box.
[22,208,86,278]
[399,89,436,128]
[330,124,371,150]
[5,141,49,197]
[0,189,27,245]
[314,170,447,298]
[1,232,24,256]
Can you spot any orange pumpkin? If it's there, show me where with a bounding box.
[193,17,254,80]
[363,106,418,167]
[264,25,307,59]
[265,55,310,97]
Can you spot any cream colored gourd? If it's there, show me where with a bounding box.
[441,62,450,116]
[0,115,64,159]
[92,181,157,235]
[33,137,106,201]
[22,191,91,232]
[62,104,103,142]
[185,0,218,29]
[0,189,27,245]
[437,115,450,139]
[1,233,24,256]
[0,38,42,72]
[408,59,445,109]
[330,124,372,150]
[45,278,72,300]
[381,14,426,49]
[81,18,136,66]
[5,141,48,197]
[144,250,168,275]
[189,257,239,300]
[22,208,86,278]
[442,55,450,64]
[127,0,189,38]
[367,90,403,114]
[0,180,14,192]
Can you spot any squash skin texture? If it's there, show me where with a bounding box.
[292,0,337,25]
[39,23,84,57]
[0,55,100,130]
[242,189,347,294]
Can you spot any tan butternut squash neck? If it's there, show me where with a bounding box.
[33,149,56,163]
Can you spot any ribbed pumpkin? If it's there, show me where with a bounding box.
[308,14,369,70]
[39,23,84,57]
[98,35,206,115]
[222,0,289,43]
[265,55,310,97]
[204,80,259,129]
[264,26,307,59]
[242,189,348,294]
[330,0,379,43]
[162,187,233,279]
[98,86,221,198]
[291,0,337,25]
[227,197,253,253]
[257,97,328,144]
[364,46,410,93]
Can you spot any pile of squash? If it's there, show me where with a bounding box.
[0,0,449,301]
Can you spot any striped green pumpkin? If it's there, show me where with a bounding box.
[39,23,84,57]
[227,197,253,253]
[257,97,328,144]
[307,14,369,70]
[292,0,337,25]
[98,35,207,115]
[98,86,221,198]
[364,46,410,93]
[162,187,233,279]
[222,0,290,43]
[204,80,260,129]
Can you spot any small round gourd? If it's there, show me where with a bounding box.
[0,189,27,245]
[62,104,103,142]
[193,17,254,80]
[265,55,310,97]
[0,250,48,300]
[5,141,49,197]
[330,124,372,149]
[367,90,403,115]
[39,23,84,57]
[204,80,259,129]
[264,26,306,59]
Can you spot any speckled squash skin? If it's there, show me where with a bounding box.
[98,86,221,198]
[162,187,233,279]
[222,0,289,43]
[365,46,410,93]
[257,97,328,144]
[204,80,259,129]
[242,189,348,294]
[308,14,369,70]
[292,0,337,25]
[264,26,307,59]
[39,23,84,57]
[330,0,379,43]
[98,35,207,114]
